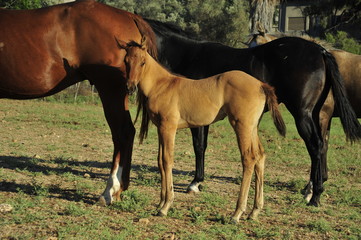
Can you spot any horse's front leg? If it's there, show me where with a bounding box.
[91,79,134,206]
[157,123,177,216]
[99,112,135,205]
[187,126,209,193]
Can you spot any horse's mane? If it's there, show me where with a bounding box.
[254,32,334,50]
[145,18,196,40]
[131,16,159,143]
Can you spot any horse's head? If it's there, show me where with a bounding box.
[248,32,277,48]
[117,37,148,94]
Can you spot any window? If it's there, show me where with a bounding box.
[288,17,305,31]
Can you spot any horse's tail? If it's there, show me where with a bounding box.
[262,83,286,137]
[322,50,361,142]
[132,14,158,144]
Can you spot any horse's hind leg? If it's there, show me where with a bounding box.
[303,95,333,202]
[187,126,209,193]
[294,109,324,206]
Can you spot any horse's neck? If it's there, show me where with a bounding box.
[139,55,172,96]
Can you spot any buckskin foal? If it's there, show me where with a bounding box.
[118,38,286,222]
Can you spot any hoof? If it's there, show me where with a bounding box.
[307,199,320,207]
[98,195,112,206]
[231,217,239,224]
[157,210,167,217]
[186,183,202,194]
[98,196,108,206]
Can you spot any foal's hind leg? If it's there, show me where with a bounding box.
[249,145,265,220]
[230,119,264,223]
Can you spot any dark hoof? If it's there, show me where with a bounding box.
[307,199,320,207]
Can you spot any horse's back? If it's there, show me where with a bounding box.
[0,0,142,98]
[331,50,361,116]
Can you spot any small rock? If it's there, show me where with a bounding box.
[138,218,150,225]
[0,203,13,213]
[84,173,91,178]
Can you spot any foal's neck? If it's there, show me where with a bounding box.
[139,53,173,96]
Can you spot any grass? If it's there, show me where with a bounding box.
[0,99,360,239]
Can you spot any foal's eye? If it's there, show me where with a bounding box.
[140,61,145,67]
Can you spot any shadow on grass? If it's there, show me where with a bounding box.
[0,155,109,176]
[0,181,98,204]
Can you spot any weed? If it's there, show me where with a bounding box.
[133,165,160,186]
[306,218,332,233]
[189,207,207,224]
[111,189,150,213]
[64,202,89,216]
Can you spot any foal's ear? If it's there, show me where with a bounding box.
[140,36,147,50]
[115,38,128,50]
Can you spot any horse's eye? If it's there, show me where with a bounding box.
[140,61,145,67]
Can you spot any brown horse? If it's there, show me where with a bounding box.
[248,32,361,201]
[0,0,157,205]
[118,38,286,222]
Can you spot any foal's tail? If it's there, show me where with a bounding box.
[262,83,286,137]
[323,50,361,142]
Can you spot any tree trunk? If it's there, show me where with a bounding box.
[250,0,279,33]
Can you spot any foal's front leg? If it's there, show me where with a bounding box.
[157,123,177,216]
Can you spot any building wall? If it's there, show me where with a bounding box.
[279,2,309,33]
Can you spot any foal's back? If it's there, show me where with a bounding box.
[176,70,266,128]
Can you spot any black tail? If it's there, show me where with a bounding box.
[323,50,361,142]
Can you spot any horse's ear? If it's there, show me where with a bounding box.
[141,36,147,50]
[115,38,127,50]
[256,22,265,36]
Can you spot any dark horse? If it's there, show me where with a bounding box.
[0,0,157,205]
[144,19,361,207]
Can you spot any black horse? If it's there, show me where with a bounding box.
[144,19,361,207]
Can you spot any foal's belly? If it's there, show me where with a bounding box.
[178,107,227,129]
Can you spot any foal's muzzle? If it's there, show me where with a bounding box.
[127,84,137,95]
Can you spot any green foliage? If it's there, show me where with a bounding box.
[325,31,361,54]
[0,0,45,9]
[103,0,249,47]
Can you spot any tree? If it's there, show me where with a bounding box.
[249,0,280,33]
[103,0,249,47]
[304,0,361,32]
[0,0,45,9]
